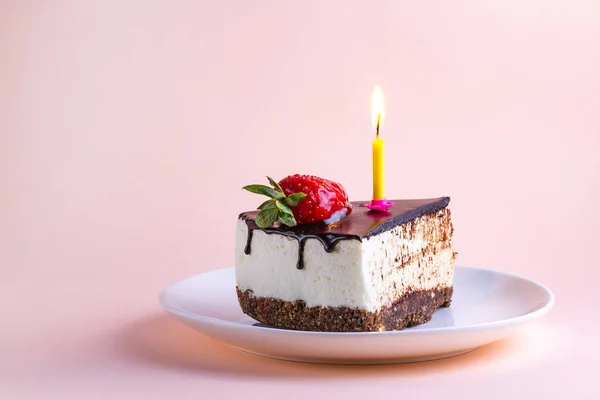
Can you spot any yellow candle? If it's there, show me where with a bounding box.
[371,86,385,200]
[372,132,385,200]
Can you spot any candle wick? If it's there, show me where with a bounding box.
[376,114,380,138]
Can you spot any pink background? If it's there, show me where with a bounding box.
[2,1,599,398]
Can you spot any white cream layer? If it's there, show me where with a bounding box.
[234,217,454,312]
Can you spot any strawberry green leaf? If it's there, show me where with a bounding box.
[256,207,279,228]
[286,192,307,206]
[242,184,285,199]
[275,200,293,215]
[257,199,277,210]
[277,211,297,227]
[267,176,283,193]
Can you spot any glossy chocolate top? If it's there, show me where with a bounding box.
[239,197,450,240]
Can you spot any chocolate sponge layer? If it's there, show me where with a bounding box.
[236,286,453,332]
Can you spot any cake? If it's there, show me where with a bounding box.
[234,175,456,332]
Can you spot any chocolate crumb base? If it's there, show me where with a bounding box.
[236,286,453,332]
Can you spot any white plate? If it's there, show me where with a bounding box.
[159,266,554,364]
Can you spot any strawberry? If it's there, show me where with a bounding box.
[278,174,352,225]
[242,175,352,228]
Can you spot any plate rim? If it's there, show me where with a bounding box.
[159,265,555,337]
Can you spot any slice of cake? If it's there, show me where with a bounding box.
[235,175,456,332]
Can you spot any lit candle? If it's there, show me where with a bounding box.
[371,86,385,200]
[365,86,394,211]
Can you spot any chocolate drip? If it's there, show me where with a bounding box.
[239,197,450,270]
[291,234,348,269]
[241,219,355,269]
[297,239,305,269]
[244,228,253,254]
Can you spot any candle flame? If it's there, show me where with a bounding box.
[371,86,385,135]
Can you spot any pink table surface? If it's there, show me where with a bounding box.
[2,1,599,398]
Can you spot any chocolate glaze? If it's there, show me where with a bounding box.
[239,197,450,269]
